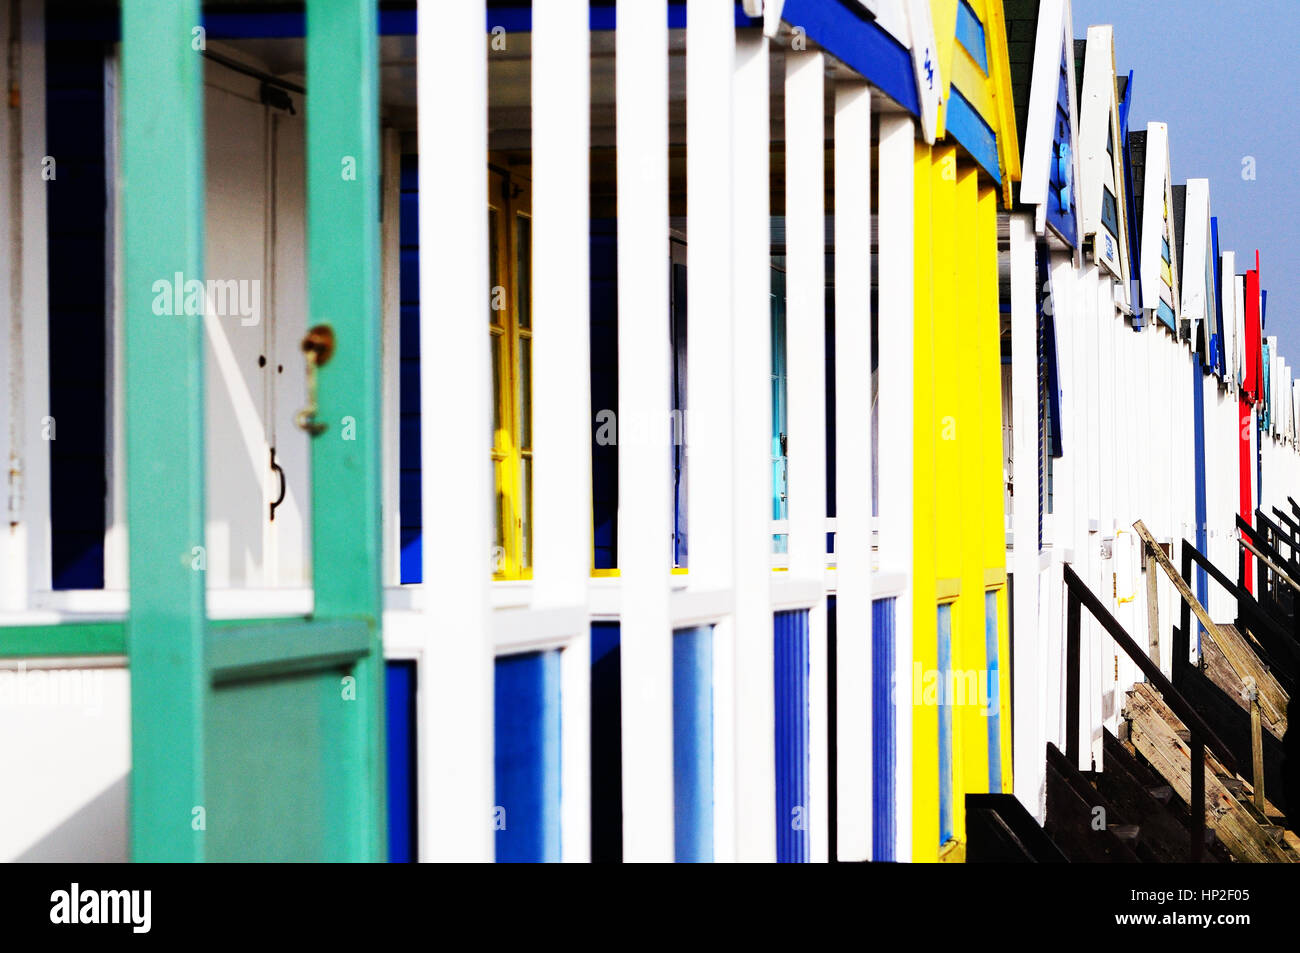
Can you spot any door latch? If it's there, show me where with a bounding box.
[269,446,286,521]
[295,324,335,437]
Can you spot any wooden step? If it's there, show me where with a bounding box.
[1045,744,1141,863]
[1125,683,1295,863]
[1092,729,1227,863]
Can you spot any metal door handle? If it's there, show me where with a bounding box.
[295,324,335,436]
[269,447,286,521]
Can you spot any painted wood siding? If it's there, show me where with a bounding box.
[494,650,563,863]
[775,608,810,862]
[871,595,897,861]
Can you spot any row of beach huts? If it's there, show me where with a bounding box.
[1,0,1298,862]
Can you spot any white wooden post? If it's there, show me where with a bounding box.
[685,0,736,591]
[1008,212,1042,818]
[615,0,675,863]
[876,113,915,862]
[727,27,775,864]
[416,0,494,862]
[784,48,828,863]
[532,0,593,863]
[832,79,872,862]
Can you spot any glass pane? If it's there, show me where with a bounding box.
[492,458,506,574]
[491,332,504,447]
[521,455,532,570]
[519,336,532,450]
[516,214,531,330]
[488,207,503,327]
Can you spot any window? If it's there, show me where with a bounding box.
[488,167,533,579]
[937,602,955,846]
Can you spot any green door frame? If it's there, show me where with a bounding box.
[0,0,387,862]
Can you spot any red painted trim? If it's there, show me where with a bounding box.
[1240,396,1254,593]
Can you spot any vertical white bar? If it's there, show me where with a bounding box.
[686,0,735,593]
[832,79,871,862]
[784,49,828,863]
[728,28,774,864]
[0,0,16,609]
[1008,213,1042,818]
[876,114,914,862]
[19,0,50,599]
[560,625,591,862]
[533,0,594,862]
[616,0,674,863]
[417,0,494,862]
[532,2,593,608]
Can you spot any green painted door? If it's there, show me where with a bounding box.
[119,0,387,861]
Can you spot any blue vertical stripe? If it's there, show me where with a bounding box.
[495,650,563,862]
[871,597,897,861]
[673,626,714,862]
[937,603,955,845]
[385,661,418,862]
[774,609,811,862]
[984,592,1002,794]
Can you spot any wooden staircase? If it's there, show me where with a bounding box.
[1123,681,1299,862]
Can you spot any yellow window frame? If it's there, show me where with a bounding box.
[488,164,533,580]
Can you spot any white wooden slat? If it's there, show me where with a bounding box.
[832,79,872,862]
[532,0,593,864]
[416,0,494,862]
[876,113,915,862]
[615,0,674,863]
[784,48,829,864]
[686,0,736,595]
[1008,212,1042,819]
[727,28,775,864]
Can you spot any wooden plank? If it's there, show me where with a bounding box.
[1146,552,1159,662]
[1201,627,1288,740]
[1125,684,1293,862]
[0,621,127,657]
[122,0,207,863]
[1250,694,1266,813]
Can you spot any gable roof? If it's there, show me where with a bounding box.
[927,0,1022,205]
[1076,25,1131,298]
[1137,122,1180,332]
[1015,0,1080,247]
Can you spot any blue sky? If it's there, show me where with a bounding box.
[1070,0,1300,358]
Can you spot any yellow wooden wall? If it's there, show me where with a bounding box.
[912,148,1011,862]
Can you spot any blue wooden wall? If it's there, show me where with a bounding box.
[385,660,418,862]
[398,154,423,582]
[774,608,810,862]
[872,596,897,860]
[673,625,714,862]
[494,650,563,862]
